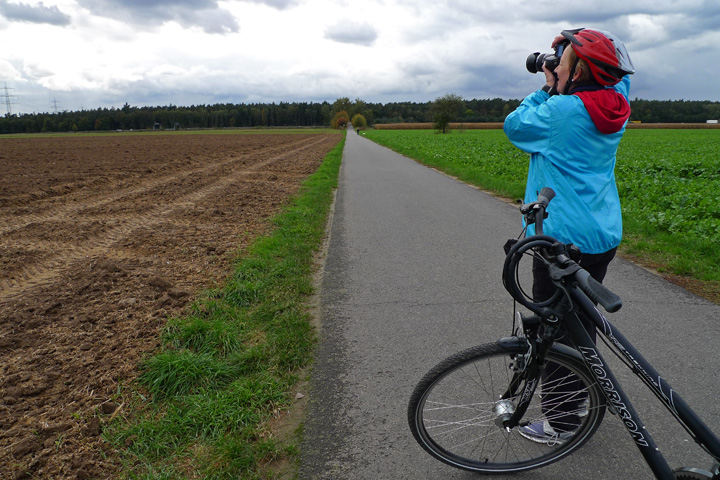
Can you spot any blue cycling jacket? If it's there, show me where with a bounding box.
[503,76,631,254]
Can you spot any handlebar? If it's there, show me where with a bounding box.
[504,187,622,314]
[575,269,623,313]
[536,187,556,208]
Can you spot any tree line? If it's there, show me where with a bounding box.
[1,96,718,134]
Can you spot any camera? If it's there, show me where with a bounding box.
[526,43,566,74]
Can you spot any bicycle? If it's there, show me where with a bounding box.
[407,187,720,479]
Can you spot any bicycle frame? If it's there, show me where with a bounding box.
[563,284,720,479]
[502,189,720,478]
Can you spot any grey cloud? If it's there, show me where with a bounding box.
[240,0,300,10]
[458,62,540,99]
[325,21,377,46]
[399,0,719,47]
[76,0,239,34]
[114,0,218,7]
[0,0,71,26]
[529,2,720,46]
[660,1,720,38]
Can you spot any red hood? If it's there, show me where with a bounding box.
[573,89,631,134]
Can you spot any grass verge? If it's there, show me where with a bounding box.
[106,132,346,479]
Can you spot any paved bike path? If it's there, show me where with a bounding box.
[299,129,720,479]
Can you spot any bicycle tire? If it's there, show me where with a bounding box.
[408,339,606,474]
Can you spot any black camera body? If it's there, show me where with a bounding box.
[526,43,566,74]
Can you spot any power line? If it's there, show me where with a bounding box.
[12,93,45,114]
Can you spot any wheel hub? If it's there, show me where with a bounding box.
[493,399,516,429]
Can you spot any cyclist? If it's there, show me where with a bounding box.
[503,28,635,444]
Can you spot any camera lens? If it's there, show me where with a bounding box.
[526,52,547,74]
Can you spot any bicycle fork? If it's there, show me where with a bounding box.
[497,317,559,431]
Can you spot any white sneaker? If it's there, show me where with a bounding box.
[518,421,575,446]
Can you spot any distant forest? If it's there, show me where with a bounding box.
[1,97,719,134]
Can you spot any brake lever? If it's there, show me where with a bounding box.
[520,201,548,226]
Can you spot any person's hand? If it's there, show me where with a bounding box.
[551,28,582,47]
[550,34,566,48]
[542,64,556,89]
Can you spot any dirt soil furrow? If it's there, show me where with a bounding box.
[0,132,341,480]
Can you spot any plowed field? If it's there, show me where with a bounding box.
[0,131,341,479]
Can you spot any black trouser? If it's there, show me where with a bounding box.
[532,248,617,433]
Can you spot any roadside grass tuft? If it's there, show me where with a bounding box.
[108,132,345,479]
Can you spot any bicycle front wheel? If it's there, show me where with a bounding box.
[408,339,606,474]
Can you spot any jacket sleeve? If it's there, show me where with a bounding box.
[503,89,553,154]
[612,75,631,102]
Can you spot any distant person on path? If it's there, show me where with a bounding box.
[503,28,635,444]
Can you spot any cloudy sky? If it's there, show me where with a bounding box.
[0,0,718,114]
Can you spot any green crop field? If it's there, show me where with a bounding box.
[362,128,720,300]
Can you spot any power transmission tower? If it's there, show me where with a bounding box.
[51,97,61,114]
[2,82,14,115]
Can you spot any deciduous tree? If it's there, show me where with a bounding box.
[331,110,349,129]
[433,93,464,133]
[351,113,367,129]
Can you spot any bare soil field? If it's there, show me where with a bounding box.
[0,131,341,479]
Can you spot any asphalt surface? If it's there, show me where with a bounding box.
[299,128,720,479]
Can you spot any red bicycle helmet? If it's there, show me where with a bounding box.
[561,28,635,86]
